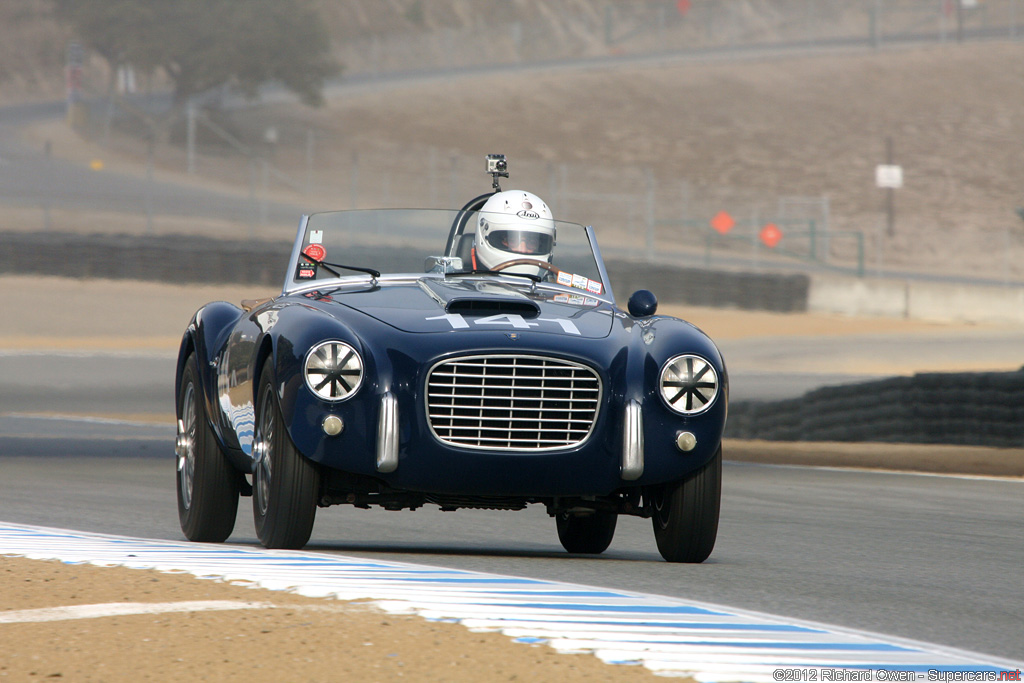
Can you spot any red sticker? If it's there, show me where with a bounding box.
[303,244,326,261]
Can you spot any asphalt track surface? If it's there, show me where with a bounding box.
[0,441,1021,664]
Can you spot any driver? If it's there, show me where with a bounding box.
[473,190,556,278]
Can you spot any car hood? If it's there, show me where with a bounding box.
[319,277,616,339]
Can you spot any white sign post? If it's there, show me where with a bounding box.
[877,137,902,236]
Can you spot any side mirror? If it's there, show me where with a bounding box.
[627,289,658,317]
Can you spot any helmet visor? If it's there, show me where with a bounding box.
[486,229,553,256]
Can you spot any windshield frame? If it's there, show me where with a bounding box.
[280,209,615,304]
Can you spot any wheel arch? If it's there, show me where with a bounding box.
[174,331,197,419]
[252,334,276,408]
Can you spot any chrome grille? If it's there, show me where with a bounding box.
[426,355,601,451]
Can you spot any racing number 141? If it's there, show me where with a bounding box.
[426,313,581,335]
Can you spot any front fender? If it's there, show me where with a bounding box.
[257,304,387,447]
[631,314,729,483]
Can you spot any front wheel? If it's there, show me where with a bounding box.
[176,353,239,542]
[252,357,320,549]
[556,510,618,555]
[649,445,722,563]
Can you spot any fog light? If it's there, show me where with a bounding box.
[675,431,697,452]
[322,415,344,436]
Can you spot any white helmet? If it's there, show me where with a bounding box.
[475,190,555,278]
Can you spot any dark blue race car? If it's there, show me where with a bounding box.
[174,170,727,562]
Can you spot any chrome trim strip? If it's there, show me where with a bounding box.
[376,392,399,473]
[286,273,616,305]
[586,224,615,304]
[621,399,644,481]
[282,214,310,295]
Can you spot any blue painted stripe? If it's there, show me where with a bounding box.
[637,641,917,652]
[485,602,726,615]
[466,618,825,633]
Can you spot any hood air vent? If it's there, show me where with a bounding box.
[446,299,540,317]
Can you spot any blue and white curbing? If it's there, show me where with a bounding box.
[1,522,1019,681]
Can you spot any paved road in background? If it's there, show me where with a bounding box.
[0,100,305,227]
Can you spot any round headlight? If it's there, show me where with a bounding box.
[304,341,363,402]
[659,354,719,416]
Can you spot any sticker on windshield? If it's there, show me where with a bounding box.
[303,244,326,261]
[554,269,603,295]
[296,263,317,280]
[308,229,324,245]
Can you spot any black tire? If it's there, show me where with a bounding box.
[252,357,320,549]
[650,445,722,563]
[176,353,239,542]
[556,510,618,554]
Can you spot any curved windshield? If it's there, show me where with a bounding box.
[283,208,608,299]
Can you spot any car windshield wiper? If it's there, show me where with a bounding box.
[301,255,380,279]
[447,268,542,284]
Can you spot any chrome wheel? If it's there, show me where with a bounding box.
[253,384,275,518]
[176,387,197,511]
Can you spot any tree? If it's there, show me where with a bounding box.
[51,0,340,109]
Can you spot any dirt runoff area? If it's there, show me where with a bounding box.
[0,556,665,683]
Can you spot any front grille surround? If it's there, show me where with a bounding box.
[425,354,602,451]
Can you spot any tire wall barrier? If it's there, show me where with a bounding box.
[727,370,1024,448]
[0,232,811,312]
[0,232,288,286]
